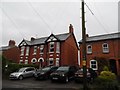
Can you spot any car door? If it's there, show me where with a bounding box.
[69,67,73,78]
[27,68,35,77]
[69,66,77,78]
[23,68,33,77]
[50,67,58,73]
[23,68,30,77]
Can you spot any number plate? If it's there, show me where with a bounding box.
[78,75,83,77]
[53,77,58,80]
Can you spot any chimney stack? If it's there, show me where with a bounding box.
[31,37,35,41]
[69,24,74,33]
[86,34,89,38]
[9,40,15,46]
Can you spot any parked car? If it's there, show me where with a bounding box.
[34,66,58,80]
[9,67,35,80]
[74,68,97,83]
[50,66,78,83]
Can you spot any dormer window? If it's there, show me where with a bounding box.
[49,42,54,53]
[87,45,92,54]
[102,43,109,53]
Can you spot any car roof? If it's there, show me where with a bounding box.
[20,67,35,69]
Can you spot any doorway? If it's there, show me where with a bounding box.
[109,59,117,75]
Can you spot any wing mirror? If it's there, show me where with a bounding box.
[24,70,26,72]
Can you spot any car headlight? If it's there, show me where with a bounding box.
[50,73,53,76]
[61,74,65,77]
[40,72,45,75]
[15,74,20,76]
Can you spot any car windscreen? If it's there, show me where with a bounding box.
[42,67,51,71]
[18,68,25,72]
[57,67,69,71]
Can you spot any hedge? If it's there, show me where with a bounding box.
[3,63,39,75]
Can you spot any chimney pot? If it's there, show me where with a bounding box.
[9,40,15,46]
[86,34,89,38]
[31,37,35,41]
[69,24,74,33]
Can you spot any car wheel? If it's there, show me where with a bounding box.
[65,77,69,83]
[19,75,23,80]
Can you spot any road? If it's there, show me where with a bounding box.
[2,77,83,90]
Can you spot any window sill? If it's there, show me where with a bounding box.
[49,52,54,54]
[25,54,29,56]
[87,52,92,55]
[33,53,37,55]
[102,51,109,54]
[40,53,44,54]
[20,54,24,56]
[91,68,98,71]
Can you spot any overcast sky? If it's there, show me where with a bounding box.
[0,0,119,46]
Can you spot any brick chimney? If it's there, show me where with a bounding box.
[69,24,74,33]
[9,40,15,46]
[31,37,35,41]
[86,34,89,38]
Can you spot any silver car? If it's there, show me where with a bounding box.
[9,67,35,80]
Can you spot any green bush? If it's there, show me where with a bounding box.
[99,71,116,81]
[5,63,39,75]
[94,70,119,90]
[103,66,109,71]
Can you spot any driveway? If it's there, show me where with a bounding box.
[2,77,83,90]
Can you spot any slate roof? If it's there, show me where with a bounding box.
[55,33,71,41]
[79,32,120,44]
[22,33,71,46]
[0,46,16,51]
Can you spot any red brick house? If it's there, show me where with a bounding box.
[79,32,120,75]
[18,24,79,67]
[0,40,20,63]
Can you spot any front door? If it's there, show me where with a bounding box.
[109,59,117,75]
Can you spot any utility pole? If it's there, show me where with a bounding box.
[81,0,87,90]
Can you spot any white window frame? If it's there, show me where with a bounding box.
[26,46,30,56]
[38,58,44,62]
[20,46,25,56]
[31,58,37,64]
[87,45,92,54]
[56,58,59,66]
[19,60,23,64]
[49,58,54,66]
[25,60,28,64]
[56,42,60,53]
[40,45,44,54]
[102,43,109,53]
[49,42,54,53]
[33,46,37,55]
[90,60,98,70]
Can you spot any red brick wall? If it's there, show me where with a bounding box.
[61,34,78,66]
[19,34,78,67]
[3,46,20,63]
[80,39,120,75]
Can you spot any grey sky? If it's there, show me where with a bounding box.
[0,0,119,46]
